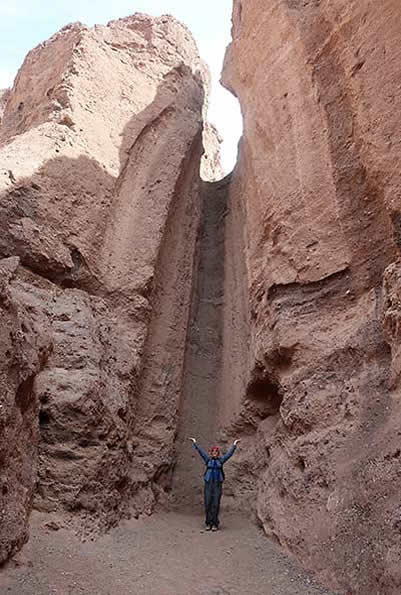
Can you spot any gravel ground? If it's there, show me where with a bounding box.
[0,510,338,595]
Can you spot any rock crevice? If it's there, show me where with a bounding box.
[172,176,230,508]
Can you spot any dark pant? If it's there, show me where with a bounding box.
[204,480,222,527]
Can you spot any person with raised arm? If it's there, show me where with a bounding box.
[189,437,240,531]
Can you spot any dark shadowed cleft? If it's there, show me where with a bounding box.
[59,247,85,288]
[15,374,35,414]
[39,409,51,426]
[247,366,283,415]
[267,268,350,309]
[266,346,296,371]
[296,456,306,472]
[115,477,129,492]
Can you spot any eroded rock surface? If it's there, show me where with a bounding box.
[171,177,229,509]
[221,1,401,593]
[0,13,220,560]
[0,89,10,126]
[5,2,401,591]
[0,257,51,562]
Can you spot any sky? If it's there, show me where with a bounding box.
[0,0,242,172]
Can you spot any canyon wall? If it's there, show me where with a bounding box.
[0,14,220,561]
[221,1,401,593]
[3,3,401,592]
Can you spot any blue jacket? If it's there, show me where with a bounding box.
[193,443,237,482]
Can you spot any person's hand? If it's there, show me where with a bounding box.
[233,439,241,446]
[189,437,197,443]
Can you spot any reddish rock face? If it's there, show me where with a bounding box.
[6,2,401,590]
[0,14,220,560]
[0,257,52,562]
[222,1,401,592]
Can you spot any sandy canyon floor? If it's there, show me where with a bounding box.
[0,510,337,595]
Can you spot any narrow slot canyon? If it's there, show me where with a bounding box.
[172,177,229,508]
[2,2,401,594]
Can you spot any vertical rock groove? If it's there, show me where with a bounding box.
[126,131,205,514]
[172,176,230,508]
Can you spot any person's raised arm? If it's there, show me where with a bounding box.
[221,439,241,463]
[188,437,209,463]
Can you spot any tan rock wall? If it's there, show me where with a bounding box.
[222,1,401,592]
[0,14,217,559]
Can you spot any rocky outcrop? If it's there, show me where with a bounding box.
[0,257,51,562]
[0,13,220,560]
[0,89,10,126]
[221,1,401,593]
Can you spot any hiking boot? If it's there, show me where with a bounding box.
[211,525,218,532]
[205,525,212,531]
